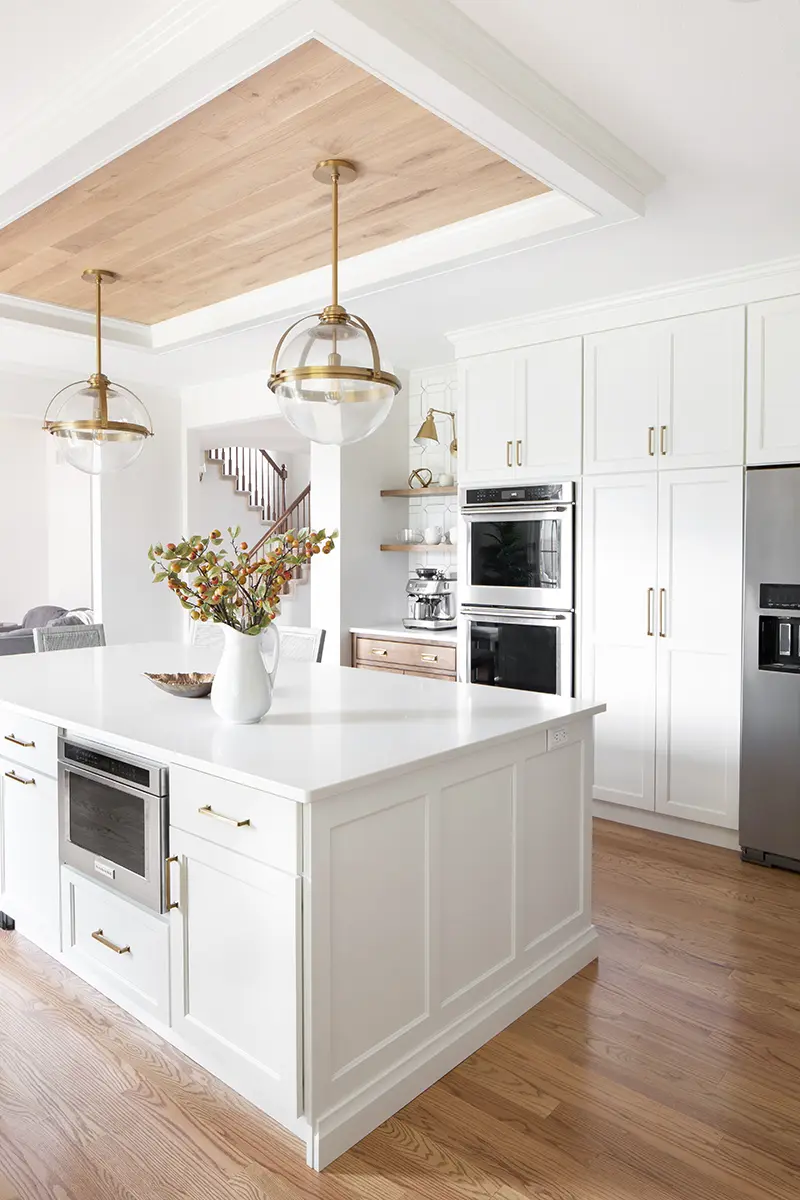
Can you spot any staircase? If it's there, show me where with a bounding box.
[204,447,312,595]
[206,447,287,525]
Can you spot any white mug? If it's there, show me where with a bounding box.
[447,526,458,546]
[438,472,454,487]
[423,526,442,545]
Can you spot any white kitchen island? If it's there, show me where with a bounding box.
[0,642,603,1170]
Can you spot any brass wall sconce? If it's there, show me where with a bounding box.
[414,408,457,456]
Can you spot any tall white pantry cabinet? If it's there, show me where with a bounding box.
[454,291,800,833]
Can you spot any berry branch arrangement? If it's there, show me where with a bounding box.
[148,525,337,635]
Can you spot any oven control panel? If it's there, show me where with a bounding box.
[464,483,571,505]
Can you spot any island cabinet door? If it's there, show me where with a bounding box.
[168,828,302,1128]
[0,757,60,953]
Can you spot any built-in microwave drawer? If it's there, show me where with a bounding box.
[0,709,58,776]
[354,637,457,673]
[61,867,170,1025]
[169,765,300,875]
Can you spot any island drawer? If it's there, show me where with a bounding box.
[0,709,58,776]
[354,637,456,673]
[169,765,300,874]
[61,867,170,1025]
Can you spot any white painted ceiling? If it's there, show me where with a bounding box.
[3,0,800,380]
[1,0,169,154]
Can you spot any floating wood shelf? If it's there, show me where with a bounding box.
[380,486,457,497]
[380,543,453,552]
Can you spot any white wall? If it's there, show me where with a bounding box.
[407,365,459,575]
[311,381,411,663]
[45,437,92,611]
[93,386,183,644]
[0,417,49,619]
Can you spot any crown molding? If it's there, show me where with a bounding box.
[151,192,597,350]
[446,252,800,356]
[328,0,661,212]
[0,294,151,347]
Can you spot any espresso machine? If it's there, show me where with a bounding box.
[404,567,457,630]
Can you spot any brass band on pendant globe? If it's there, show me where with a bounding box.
[267,159,401,446]
[42,268,153,475]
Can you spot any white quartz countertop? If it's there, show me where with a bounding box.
[350,623,457,645]
[0,642,604,803]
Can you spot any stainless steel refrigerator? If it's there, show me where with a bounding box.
[741,465,800,871]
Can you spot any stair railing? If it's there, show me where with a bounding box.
[206,447,288,524]
[248,484,311,559]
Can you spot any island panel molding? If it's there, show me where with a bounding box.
[0,39,548,325]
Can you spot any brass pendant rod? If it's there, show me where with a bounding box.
[95,271,102,378]
[330,163,340,309]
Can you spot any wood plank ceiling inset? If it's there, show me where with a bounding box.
[0,40,549,325]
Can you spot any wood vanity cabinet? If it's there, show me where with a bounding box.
[351,635,456,680]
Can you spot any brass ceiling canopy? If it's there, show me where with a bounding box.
[43,268,153,475]
[267,159,401,446]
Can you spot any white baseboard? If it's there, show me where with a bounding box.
[592,800,740,850]
[310,924,600,1171]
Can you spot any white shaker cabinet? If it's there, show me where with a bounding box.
[0,756,60,952]
[458,353,518,482]
[746,294,800,464]
[582,467,743,828]
[584,308,745,475]
[458,338,582,483]
[516,338,583,479]
[584,325,663,474]
[168,828,302,1127]
[654,468,743,828]
[581,475,658,810]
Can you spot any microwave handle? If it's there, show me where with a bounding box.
[59,760,156,800]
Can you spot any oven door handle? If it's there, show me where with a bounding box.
[461,607,570,623]
[462,505,569,518]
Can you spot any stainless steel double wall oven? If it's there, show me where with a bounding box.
[458,482,575,697]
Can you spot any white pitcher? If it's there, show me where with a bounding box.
[211,623,281,724]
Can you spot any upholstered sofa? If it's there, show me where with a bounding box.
[0,607,94,656]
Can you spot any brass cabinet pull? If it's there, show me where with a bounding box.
[198,804,251,828]
[646,588,655,637]
[370,648,388,657]
[660,425,668,455]
[648,427,656,456]
[420,653,439,663]
[91,929,130,955]
[659,588,667,638]
[4,770,35,786]
[516,440,523,467]
[165,855,179,912]
[4,734,34,748]
[506,440,513,468]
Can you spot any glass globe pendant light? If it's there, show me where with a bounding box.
[43,268,153,475]
[268,160,401,445]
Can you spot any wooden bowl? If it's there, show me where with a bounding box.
[144,672,214,698]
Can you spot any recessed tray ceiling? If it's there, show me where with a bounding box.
[0,39,549,325]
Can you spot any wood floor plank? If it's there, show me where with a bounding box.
[1,818,799,1198]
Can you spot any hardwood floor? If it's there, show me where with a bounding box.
[1,819,799,1199]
